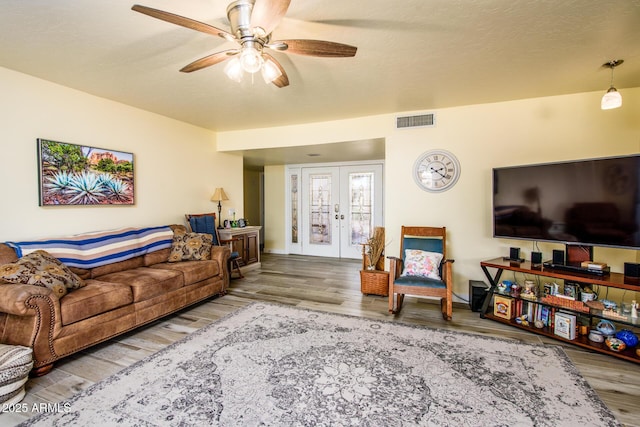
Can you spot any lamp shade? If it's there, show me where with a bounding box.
[261,57,283,84]
[601,87,622,110]
[211,188,229,202]
[239,46,263,73]
[224,58,244,83]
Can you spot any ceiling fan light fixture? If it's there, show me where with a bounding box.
[261,57,282,84]
[601,59,623,110]
[131,2,356,89]
[224,57,244,82]
[239,46,264,73]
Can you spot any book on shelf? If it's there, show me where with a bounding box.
[540,306,551,327]
[580,261,608,270]
[554,311,577,340]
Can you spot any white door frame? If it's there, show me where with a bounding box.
[285,160,384,258]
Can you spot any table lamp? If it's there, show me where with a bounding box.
[211,187,229,229]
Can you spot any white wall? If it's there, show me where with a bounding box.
[0,67,244,240]
[219,88,640,301]
[3,63,638,302]
[263,165,285,253]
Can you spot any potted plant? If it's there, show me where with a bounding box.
[364,227,386,271]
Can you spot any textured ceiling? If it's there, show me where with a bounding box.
[1,0,639,156]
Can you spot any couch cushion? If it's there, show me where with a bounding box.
[150,260,220,286]
[143,248,171,266]
[90,256,144,279]
[97,267,184,303]
[60,280,134,326]
[168,233,213,262]
[0,250,85,299]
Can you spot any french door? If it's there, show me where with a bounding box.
[287,163,383,259]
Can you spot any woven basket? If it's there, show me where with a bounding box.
[360,269,389,296]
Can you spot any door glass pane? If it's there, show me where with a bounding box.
[349,172,374,246]
[309,174,331,245]
[291,174,298,243]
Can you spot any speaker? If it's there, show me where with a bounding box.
[509,247,520,260]
[624,262,640,278]
[552,249,565,265]
[469,280,489,312]
[531,251,542,265]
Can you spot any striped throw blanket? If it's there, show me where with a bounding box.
[6,226,174,269]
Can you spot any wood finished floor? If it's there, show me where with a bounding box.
[2,253,639,426]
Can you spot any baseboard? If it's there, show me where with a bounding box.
[240,262,261,272]
[263,249,288,255]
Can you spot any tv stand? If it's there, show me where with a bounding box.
[479,257,640,364]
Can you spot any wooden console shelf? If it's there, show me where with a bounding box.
[480,257,640,364]
[218,226,262,270]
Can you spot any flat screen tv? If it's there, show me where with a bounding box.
[492,154,640,252]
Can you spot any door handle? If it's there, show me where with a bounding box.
[340,215,345,220]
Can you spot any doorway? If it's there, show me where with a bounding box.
[287,162,383,259]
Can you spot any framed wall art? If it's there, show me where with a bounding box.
[37,138,135,206]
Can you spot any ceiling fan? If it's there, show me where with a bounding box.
[131,0,358,88]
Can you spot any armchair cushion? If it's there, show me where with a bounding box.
[394,275,447,288]
[0,250,85,299]
[168,233,213,262]
[400,249,443,280]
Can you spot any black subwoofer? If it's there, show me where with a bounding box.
[624,262,640,278]
[469,280,489,312]
[552,249,565,265]
[531,251,542,265]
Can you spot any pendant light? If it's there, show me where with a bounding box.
[601,59,623,110]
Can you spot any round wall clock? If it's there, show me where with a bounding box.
[413,149,461,192]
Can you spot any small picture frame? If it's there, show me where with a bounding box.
[563,282,579,300]
[238,218,247,228]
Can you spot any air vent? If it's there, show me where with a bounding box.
[396,113,436,129]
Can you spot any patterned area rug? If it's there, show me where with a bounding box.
[22,303,619,426]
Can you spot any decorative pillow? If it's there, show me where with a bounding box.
[168,232,213,262]
[0,250,85,299]
[0,344,33,405]
[401,249,443,280]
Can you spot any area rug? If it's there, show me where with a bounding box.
[22,303,619,426]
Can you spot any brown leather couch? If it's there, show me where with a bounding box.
[0,224,229,376]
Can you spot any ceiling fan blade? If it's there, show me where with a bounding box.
[273,39,357,57]
[250,0,291,36]
[263,53,289,88]
[180,50,239,73]
[132,4,233,40]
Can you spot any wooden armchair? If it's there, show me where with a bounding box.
[185,213,244,279]
[388,226,454,320]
